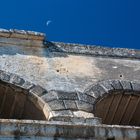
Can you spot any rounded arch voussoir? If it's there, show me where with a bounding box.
[84,79,140,103]
[0,70,50,120]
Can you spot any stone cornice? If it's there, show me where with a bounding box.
[0,28,45,41]
[0,28,46,47]
[0,28,140,59]
[46,41,140,59]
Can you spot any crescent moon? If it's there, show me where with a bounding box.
[46,20,52,26]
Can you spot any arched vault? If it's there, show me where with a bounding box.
[84,79,140,126]
[0,70,49,120]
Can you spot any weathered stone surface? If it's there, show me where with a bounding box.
[50,116,75,122]
[110,80,123,90]
[131,81,140,92]
[49,110,73,119]
[57,91,78,100]
[0,28,10,37]
[10,29,28,39]
[49,114,101,125]
[63,100,77,110]
[77,92,95,104]
[47,100,66,111]
[27,30,45,40]
[76,101,93,113]
[0,119,139,140]
[0,28,45,41]
[30,85,47,97]
[41,91,58,102]
[85,117,102,125]
[50,41,140,59]
[120,80,132,90]
[1,28,140,139]
[11,75,25,86]
[85,84,106,98]
[21,80,34,90]
[0,37,44,47]
[67,117,86,124]
[50,116,85,124]
[0,71,11,83]
[73,111,94,118]
[1,43,140,93]
[99,81,114,92]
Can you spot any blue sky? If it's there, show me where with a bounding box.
[0,0,139,49]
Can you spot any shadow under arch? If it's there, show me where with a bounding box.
[0,70,50,120]
[84,79,140,126]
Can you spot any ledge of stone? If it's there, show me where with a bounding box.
[0,28,45,41]
[46,41,140,60]
[0,119,140,139]
[1,28,140,60]
[0,28,46,47]
[49,116,102,126]
[0,29,45,47]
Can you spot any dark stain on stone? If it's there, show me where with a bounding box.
[107,137,115,140]
[13,130,21,140]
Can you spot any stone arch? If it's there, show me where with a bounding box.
[0,70,97,122]
[41,90,96,121]
[0,70,50,120]
[84,79,140,126]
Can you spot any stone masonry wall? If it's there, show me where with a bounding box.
[0,28,140,139]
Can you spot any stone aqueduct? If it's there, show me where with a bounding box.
[0,28,140,139]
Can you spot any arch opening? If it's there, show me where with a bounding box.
[0,84,47,120]
[95,91,140,126]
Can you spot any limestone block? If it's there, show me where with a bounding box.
[21,81,34,90]
[76,100,93,113]
[30,85,47,97]
[43,104,50,119]
[86,84,106,98]
[131,81,140,92]
[99,80,114,92]
[10,74,25,86]
[77,92,95,104]
[57,91,78,100]
[47,100,66,111]
[73,110,94,118]
[0,28,10,37]
[49,110,73,120]
[120,80,132,91]
[0,37,44,47]
[85,117,102,125]
[0,70,11,83]
[27,31,45,41]
[63,100,77,110]
[10,29,28,39]
[42,91,58,102]
[110,80,123,90]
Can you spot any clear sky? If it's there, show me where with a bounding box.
[0,0,139,49]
